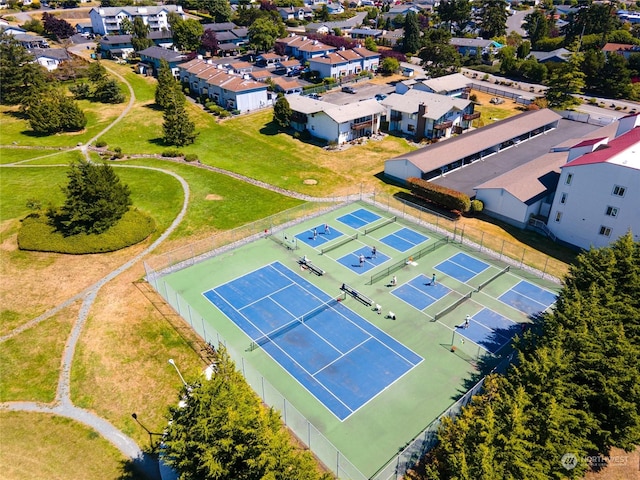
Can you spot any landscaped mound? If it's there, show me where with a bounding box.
[17,209,155,254]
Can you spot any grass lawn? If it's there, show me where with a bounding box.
[0,302,79,401]
[0,411,132,480]
[0,147,70,165]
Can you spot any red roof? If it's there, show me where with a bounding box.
[572,137,606,148]
[563,128,640,168]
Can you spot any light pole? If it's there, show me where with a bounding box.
[131,413,163,451]
[168,358,188,388]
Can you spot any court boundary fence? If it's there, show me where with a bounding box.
[143,195,562,479]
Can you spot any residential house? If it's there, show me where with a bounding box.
[271,77,303,94]
[384,109,562,183]
[450,37,503,57]
[278,6,313,22]
[617,9,640,24]
[380,89,476,140]
[308,47,379,78]
[602,42,640,60]
[395,73,471,97]
[138,46,187,76]
[349,28,383,41]
[0,25,26,36]
[99,30,173,59]
[13,33,49,49]
[529,48,571,63]
[546,115,640,249]
[75,22,93,35]
[31,48,69,71]
[202,23,248,53]
[256,52,287,67]
[89,5,185,36]
[179,58,270,112]
[382,4,421,22]
[277,35,339,61]
[304,11,368,34]
[287,96,386,144]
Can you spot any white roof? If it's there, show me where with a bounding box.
[285,94,328,114]
[420,73,470,94]
[382,89,470,119]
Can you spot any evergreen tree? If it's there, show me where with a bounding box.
[599,54,632,99]
[523,8,549,48]
[94,78,125,103]
[581,50,606,94]
[545,52,585,109]
[418,28,461,78]
[87,60,107,83]
[28,90,86,134]
[0,33,47,105]
[273,95,291,130]
[163,348,331,480]
[402,11,422,54]
[155,59,180,109]
[477,0,508,39]
[50,159,131,235]
[203,0,232,23]
[132,16,153,52]
[162,89,197,147]
[436,0,471,35]
[364,36,377,52]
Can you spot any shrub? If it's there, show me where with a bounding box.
[95,139,107,148]
[469,94,477,102]
[18,210,155,254]
[218,110,231,118]
[469,199,484,214]
[407,177,471,212]
[184,153,199,162]
[162,148,184,158]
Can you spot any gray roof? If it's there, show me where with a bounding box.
[306,11,367,30]
[139,46,185,62]
[390,109,563,173]
[100,34,132,45]
[381,89,470,119]
[419,73,470,94]
[92,5,182,16]
[529,48,572,63]
[202,22,238,32]
[31,48,69,61]
[450,37,498,48]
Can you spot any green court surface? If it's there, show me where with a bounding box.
[151,201,560,477]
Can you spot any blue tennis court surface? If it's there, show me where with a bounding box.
[380,227,429,252]
[202,261,422,420]
[499,280,557,316]
[295,224,344,247]
[337,208,381,229]
[337,246,391,274]
[391,274,451,310]
[458,308,520,354]
[435,252,489,282]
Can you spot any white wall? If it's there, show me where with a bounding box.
[307,111,339,143]
[547,163,640,249]
[234,89,269,113]
[475,189,529,228]
[384,158,422,182]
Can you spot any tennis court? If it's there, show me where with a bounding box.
[380,227,429,252]
[499,280,557,316]
[203,261,422,420]
[435,252,490,282]
[150,201,561,478]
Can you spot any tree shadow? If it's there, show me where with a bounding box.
[259,120,280,136]
[4,109,29,120]
[118,451,161,480]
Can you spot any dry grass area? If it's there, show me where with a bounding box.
[0,218,151,332]
[584,447,640,480]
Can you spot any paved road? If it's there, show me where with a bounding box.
[507,8,532,37]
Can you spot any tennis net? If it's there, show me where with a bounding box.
[248,297,341,351]
[476,266,510,292]
[321,233,358,254]
[434,291,472,320]
[364,216,396,235]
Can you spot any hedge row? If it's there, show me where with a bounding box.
[18,209,155,254]
[407,177,471,213]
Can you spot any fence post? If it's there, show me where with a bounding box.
[480,231,484,250]
[543,256,549,277]
[520,248,525,268]
[500,240,505,259]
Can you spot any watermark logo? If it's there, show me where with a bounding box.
[560,453,629,470]
[560,453,578,470]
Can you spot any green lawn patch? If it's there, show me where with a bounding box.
[0,303,77,402]
[0,148,64,164]
[18,209,155,254]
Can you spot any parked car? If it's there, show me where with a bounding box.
[374,93,387,101]
[342,86,356,94]
[308,93,322,100]
[490,97,505,104]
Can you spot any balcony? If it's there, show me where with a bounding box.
[463,112,480,121]
[433,120,453,130]
[351,119,373,130]
[390,113,402,121]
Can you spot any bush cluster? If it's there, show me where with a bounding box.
[162,149,184,158]
[407,177,471,212]
[18,209,155,254]
[184,153,199,162]
[469,199,484,214]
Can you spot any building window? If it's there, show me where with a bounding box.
[605,206,619,217]
[565,173,573,185]
[612,185,626,197]
[599,226,612,237]
[560,193,567,204]
[555,211,562,222]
